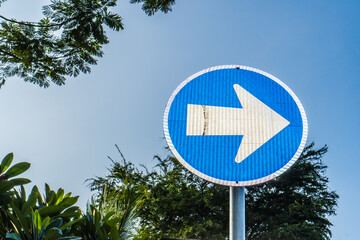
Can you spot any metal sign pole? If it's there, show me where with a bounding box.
[230,186,245,240]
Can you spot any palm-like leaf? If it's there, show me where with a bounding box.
[4,184,81,239]
[74,182,144,239]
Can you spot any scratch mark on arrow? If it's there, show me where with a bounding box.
[202,105,209,135]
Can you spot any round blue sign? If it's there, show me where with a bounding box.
[163,65,308,186]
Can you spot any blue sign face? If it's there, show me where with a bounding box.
[163,66,308,186]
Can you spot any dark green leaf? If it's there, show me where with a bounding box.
[5,162,31,178]
[1,152,13,173]
[10,177,31,186]
[46,218,63,230]
[59,218,82,231]
[58,196,79,208]
[44,228,63,240]
[22,186,39,213]
[38,205,64,216]
[58,206,80,218]
[0,181,14,193]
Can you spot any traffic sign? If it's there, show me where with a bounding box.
[163,65,308,186]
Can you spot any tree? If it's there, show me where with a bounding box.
[0,152,31,237]
[0,152,143,239]
[0,0,176,88]
[89,143,339,240]
[0,153,82,239]
[5,185,82,240]
[245,143,339,240]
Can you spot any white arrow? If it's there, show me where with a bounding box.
[186,84,290,163]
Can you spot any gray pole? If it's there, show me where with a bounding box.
[230,186,245,240]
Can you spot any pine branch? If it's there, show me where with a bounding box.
[0,48,20,59]
[0,15,66,27]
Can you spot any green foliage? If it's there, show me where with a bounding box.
[0,153,82,239]
[0,153,32,237]
[129,0,176,16]
[0,0,124,88]
[0,151,141,239]
[0,153,31,205]
[6,208,81,240]
[0,0,175,88]
[134,156,228,240]
[2,182,140,239]
[72,198,124,240]
[245,143,339,240]
[4,185,81,239]
[87,146,148,239]
[37,184,81,219]
[89,146,229,239]
[73,183,144,239]
[89,143,338,240]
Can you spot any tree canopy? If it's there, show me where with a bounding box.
[89,143,339,240]
[0,0,176,88]
[245,143,339,240]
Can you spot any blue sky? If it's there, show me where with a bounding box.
[1,0,359,239]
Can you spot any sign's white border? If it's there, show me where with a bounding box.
[163,65,308,186]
